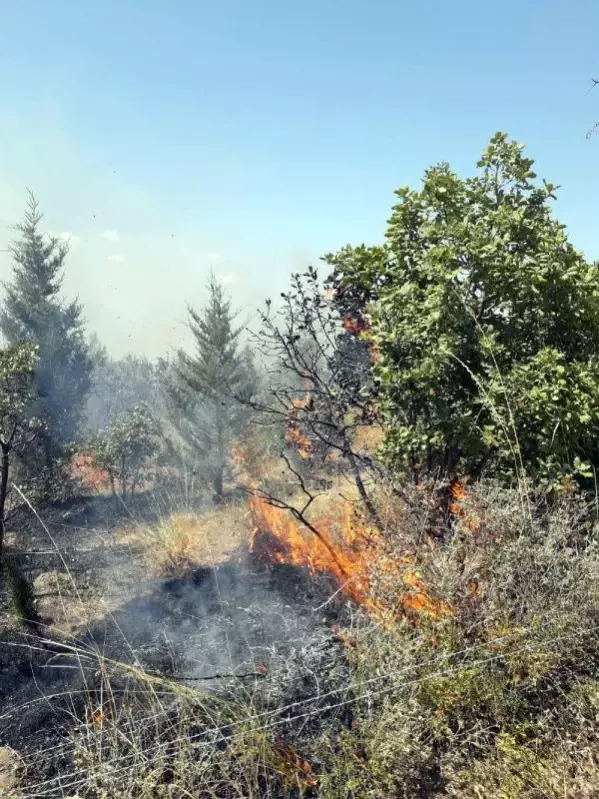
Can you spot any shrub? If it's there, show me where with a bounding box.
[328,133,599,491]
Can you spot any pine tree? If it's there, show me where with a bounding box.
[167,276,256,502]
[0,192,92,493]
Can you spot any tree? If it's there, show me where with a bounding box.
[327,133,599,492]
[88,405,161,501]
[166,276,256,503]
[0,343,41,558]
[86,348,163,433]
[0,192,92,493]
[249,268,385,528]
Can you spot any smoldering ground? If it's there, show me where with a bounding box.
[0,497,350,792]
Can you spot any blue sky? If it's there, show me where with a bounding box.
[0,0,598,355]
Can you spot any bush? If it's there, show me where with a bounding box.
[311,482,599,797]
[328,133,599,491]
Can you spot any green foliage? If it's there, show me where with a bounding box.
[328,133,599,490]
[88,405,161,500]
[166,275,257,500]
[0,192,92,493]
[0,343,42,556]
[2,555,36,626]
[0,343,40,445]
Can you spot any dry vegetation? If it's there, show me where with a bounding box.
[9,472,599,798]
[121,505,250,578]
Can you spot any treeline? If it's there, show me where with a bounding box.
[0,198,261,557]
[3,131,599,558]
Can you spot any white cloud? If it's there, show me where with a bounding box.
[205,252,220,261]
[102,229,120,242]
[219,272,237,285]
[107,253,125,263]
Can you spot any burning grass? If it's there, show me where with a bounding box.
[10,479,599,797]
[248,493,451,621]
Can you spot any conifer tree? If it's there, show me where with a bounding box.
[167,275,256,502]
[0,192,92,492]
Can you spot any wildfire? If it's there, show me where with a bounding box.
[285,394,316,459]
[248,496,451,620]
[70,453,111,494]
[342,314,366,335]
[233,440,451,620]
[448,480,481,534]
[272,740,317,789]
[285,422,314,459]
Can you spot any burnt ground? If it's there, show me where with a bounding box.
[0,494,347,788]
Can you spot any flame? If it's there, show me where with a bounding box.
[70,452,111,493]
[284,394,316,458]
[285,421,314,459]
[272,740,317,789]
[448,480,481,533]
[248,495,451,620]
[233,440,452,620]
[342,314,366,335]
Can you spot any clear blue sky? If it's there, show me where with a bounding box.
[0,0,598,355]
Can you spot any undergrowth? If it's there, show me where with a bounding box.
[12,481,599,797]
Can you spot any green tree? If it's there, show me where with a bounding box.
[0,343,41,557]
[88,405,161,501]
[328,133,599,491]
[166,276,256,502]
[0,192,92,493]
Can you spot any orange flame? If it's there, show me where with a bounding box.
[448,480,481,533]
[285,422,315,459]
[233,441,452,620]
[70,452,111,493]
[273,740,317,789]
[248,496,451,620]
[342,314,366,335]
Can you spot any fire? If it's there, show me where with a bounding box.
[448,480,481,534]
[272,739,317,789]
[249,498,375,607]
[285,422,314,459]
[233,439,451,620]
[284,394,316,459]
[248,496,451,620]
[342,314,366,335]
[70,452,111,493]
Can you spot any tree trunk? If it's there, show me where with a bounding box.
[0,444,9,560]
[347,447,383,530]
[120,455,127,502]
[213,399,225,504]
[212,467,223,504]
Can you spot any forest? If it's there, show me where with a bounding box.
[3,132,599,798]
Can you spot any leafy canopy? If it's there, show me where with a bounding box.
[88,405,161,500]
[328,133,599,490]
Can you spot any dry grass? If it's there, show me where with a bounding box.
[13,464,599,797]
[120,504,250,578]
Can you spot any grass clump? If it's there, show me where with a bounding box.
[121,504,249,578]
[2,554,37,627]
